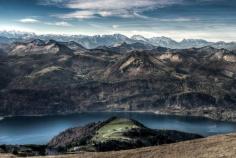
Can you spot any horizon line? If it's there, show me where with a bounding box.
[0,29,235,43]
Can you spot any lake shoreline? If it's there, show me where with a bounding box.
[1,111,236,145]
[0,111,211,121]
[1,109,236,123]
[0,117,204,157]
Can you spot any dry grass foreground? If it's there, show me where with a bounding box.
[1,133,236,158]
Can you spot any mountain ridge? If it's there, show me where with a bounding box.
[0,31,236,50]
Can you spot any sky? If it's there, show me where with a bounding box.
[0,0,235,42]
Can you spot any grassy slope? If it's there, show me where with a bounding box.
[91,118,139,143]
[2,133,236,158]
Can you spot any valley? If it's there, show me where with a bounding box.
[1,0,236,157]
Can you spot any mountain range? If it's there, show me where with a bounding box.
[0,31,236,50]
[0,38,236,121]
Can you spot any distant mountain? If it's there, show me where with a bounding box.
[151,36,179,48]
[131,35,149,42]
[74,34,134,49]
[0,36,11,44]
[131,35,179,48]
[0,31,236,50]
[0,31,36,39]
[97,42,156,53]
[179,39,210,48]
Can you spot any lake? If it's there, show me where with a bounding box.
[1,112,236,145]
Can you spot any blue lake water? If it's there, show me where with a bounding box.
[1,112,236,145]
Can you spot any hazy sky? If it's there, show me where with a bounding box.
[0,0,235,41]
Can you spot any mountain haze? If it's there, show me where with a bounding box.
[0,31,236,50]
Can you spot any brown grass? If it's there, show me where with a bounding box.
[1,133,236,158]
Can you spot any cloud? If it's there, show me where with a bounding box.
[42,0,183,19]
[45,21,72,27]
[59,9,147,19]
[19,17,72,27]
[160,17,198,22]
[65,0,157,10]
[112,25,119,29]
[19,18,40,23]
[60,10,96,19]
[38,0,68,5]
